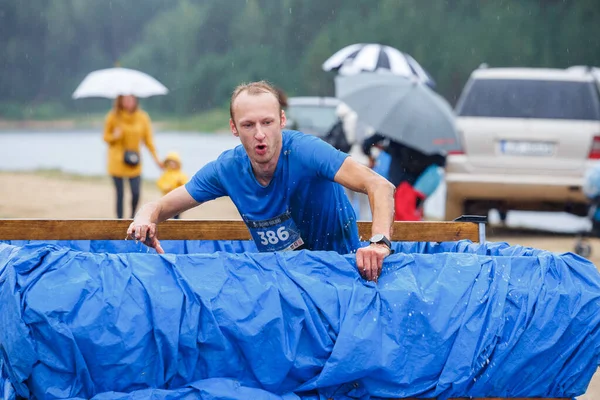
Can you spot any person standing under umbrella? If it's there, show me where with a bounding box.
[103,95,163,219]
[336,73,459,221]
[363,134,445,221]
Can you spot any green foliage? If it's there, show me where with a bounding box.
[0,101,67,120]
[0,0,599,123]
[155,108,231,132]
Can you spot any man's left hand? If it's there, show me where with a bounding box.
[356,243,391,282]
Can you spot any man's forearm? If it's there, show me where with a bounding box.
[333,158,395,237]
[135,186,200,223]
[368,179,395,238]
[135,200,180,224]
[135,201,164,223]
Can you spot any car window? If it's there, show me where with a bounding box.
[456,78,600,120]
[286,105,338,136]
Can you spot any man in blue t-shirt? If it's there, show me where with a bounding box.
[128,81,396,281]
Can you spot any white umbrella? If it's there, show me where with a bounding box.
[72,67,168,99]
[322,43,436,88]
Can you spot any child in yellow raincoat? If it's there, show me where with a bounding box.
[156,151,189,219]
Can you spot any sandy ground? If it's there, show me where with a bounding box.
[1,170,599,398]
[0,170,242,220]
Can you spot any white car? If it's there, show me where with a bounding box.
[285,96,340,137]
[445,66,600,221]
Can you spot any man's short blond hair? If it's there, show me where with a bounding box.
[229,80,282,122]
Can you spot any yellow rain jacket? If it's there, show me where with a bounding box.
[103,109,159,178]
[157,152,189,195]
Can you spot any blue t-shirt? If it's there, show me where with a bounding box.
[185,130,360,254]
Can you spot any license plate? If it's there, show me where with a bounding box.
[500,140,555,156]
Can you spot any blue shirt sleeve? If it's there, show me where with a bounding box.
[292,132,349,180]
[185,160,227,203]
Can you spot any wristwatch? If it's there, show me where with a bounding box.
[369,234,394,254]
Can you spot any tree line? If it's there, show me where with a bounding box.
[1,0,598,119]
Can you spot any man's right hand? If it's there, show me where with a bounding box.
[127,219,165,254]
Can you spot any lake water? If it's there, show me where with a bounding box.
[0,129,590,233]
[0,130,240,181]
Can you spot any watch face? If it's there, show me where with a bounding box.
[370,234,385,243]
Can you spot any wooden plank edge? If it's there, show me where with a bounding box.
[0,219,480,242]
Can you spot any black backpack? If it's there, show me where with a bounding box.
[322,119,352,153]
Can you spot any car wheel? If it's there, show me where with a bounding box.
[575,241,592,258]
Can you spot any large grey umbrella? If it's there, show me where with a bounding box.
[335,72,459,155]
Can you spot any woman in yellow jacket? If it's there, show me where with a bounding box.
[103,95,163,219]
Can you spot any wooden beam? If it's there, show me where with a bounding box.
[0,219,480,242]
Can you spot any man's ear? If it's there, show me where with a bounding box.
[280,110,287,129]
[230,118,239,137]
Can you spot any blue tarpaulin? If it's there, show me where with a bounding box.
[1,239,600,399]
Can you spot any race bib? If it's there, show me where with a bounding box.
[243,210,304,252]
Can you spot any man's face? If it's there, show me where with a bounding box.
[230,91,287,166]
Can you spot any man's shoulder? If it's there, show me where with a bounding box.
[283,129,320,148]
[282,129,304,141]
[211,145,246,170]
[283,129,343,157]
